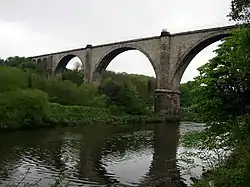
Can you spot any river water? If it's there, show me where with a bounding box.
[0,122,207,187]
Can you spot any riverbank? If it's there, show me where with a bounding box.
[0,101,164,132]
[48,103,164,126]
[181,130,250,187]
[192,141,250,187]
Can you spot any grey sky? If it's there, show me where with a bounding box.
[0,0,233,82]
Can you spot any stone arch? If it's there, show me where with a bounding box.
[42,57,47,64]
[55,54,84,75]
[92,45,159,83]
[172,32,232,86]
[37,59,42,64]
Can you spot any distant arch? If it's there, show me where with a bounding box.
[42,58,47,64]
[37,59,42,64]
[92,45,158,83]
[55,54,83,75]
[173,32,232,85]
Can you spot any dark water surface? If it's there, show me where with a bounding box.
[0,122,204,187]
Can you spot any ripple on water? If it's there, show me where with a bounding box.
[0,123,223,186]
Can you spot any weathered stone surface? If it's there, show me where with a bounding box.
[154,89,180,120]
[30,25,238,119]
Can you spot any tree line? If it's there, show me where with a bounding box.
[0,55,198,117]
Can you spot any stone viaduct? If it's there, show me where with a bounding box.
[30,25,237,119]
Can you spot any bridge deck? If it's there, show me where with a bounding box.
[30,24,239,59]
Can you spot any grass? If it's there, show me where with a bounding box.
[47,103,164,126]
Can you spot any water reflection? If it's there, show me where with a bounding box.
[0,123,188,186]
[142,123,186,187]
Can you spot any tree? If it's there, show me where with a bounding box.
[191,26,250,133]
[0,58,4,65]
[180,83,192,108]
[62,69,84,86]
[229,0,250,22]
[102,70,156,107]
[100,79,149,115]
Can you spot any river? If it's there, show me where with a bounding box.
[0,122,208,187]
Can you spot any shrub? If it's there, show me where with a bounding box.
[48,103,114,125]
[30,75,105,107]
[100,79,150,115]
[48,103,163,126]
[0,89,50,130]
[0,66,30,92]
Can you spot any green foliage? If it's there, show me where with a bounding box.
[0,56,165,131]
[62,68,84,86]
[181,131,206,148]
[180,81,196,108]
[179,81,200,121]
[193,138,250,187]
[229,0,250,22]
[0,58,4,65]
[0,89,50,130]
[180,108,199,122]
[0,65,105,108]
[100,78,150,115]
[102,71,156,106]
[191,26,250,131]
[48,103,163,125]
[0,66,31,92]
[4,56,32,68]
[36,77,104,107]
[189,26,250,187]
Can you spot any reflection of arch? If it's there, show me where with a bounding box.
[173,33,231,84]
[55,54,83,74]
[92,45,158,82]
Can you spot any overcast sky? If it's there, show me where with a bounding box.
[0,0,233,82]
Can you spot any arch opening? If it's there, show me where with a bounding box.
[55,54,84,84]
[93,47,157,110]
[176,33,231,85]
[93,47,157,83]
[55,55,83,74]
[37,59,42,64]
[174,33,231,109]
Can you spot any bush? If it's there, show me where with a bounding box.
[100,79,150,115]
[0,66,31,92]
[30,75,105,107]
[48,103,163,126]
[193,142,250,187]
[0,66,152,116]
[0,89,50,130]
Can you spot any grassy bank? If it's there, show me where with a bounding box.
[47,103,164,126]
[0,89,164,131]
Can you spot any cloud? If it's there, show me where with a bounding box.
[0,20,66,58]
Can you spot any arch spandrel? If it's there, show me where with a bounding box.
[171,30,232,88]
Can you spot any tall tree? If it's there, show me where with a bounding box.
[229,0,250,22]
[191,26,250,132]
